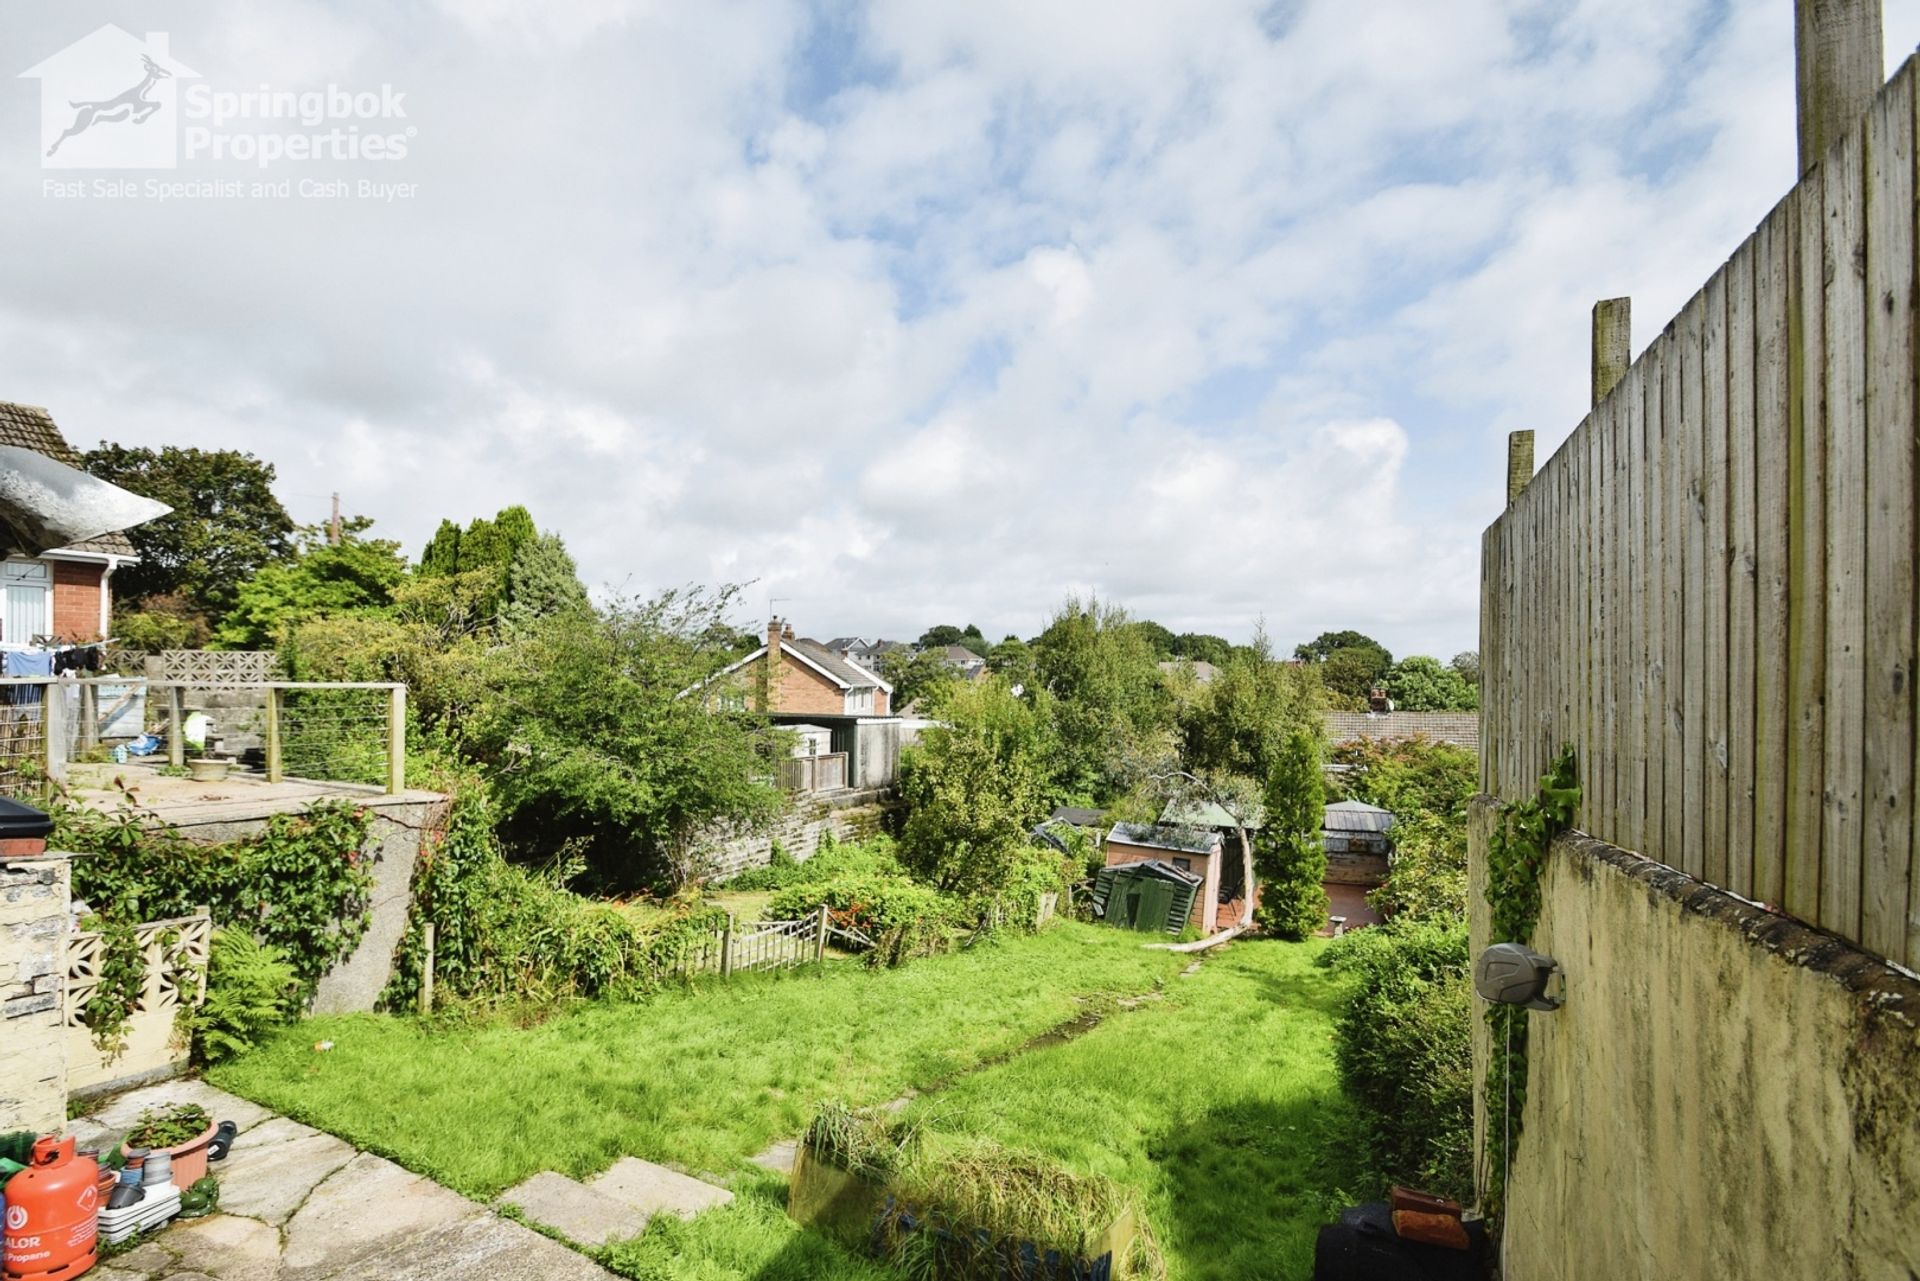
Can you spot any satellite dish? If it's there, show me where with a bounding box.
[0,446,170,556]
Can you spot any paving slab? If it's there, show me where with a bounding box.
[749,1138,797,1173]
[281,1151,482,1278]
[497,1171,650,1246]
[210,1126,357,1226]
[84,1080,274,1138]
[159,1213,282,1281]
[312,1209,620,1280]
[587,1156,734,1221]
[107,1241,180,1275]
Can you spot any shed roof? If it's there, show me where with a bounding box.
[0,402,136,557]
[1049,805,1107,827]
[1159,799,1264,830]
[1108,822,1220,855]
[1323,799,1396,833]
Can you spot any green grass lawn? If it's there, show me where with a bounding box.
[211,924,1364,1280]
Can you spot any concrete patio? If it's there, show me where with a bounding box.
[69,1079,617,1281]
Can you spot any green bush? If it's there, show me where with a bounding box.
[193,929,301,1064]
[722,833,903,892]
[767,874,956,966]
[382,768,727,1011]
[1319,919,1473,1201]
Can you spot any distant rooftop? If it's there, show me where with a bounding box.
[1107,821,1220,855]
[1323,710,1479,750]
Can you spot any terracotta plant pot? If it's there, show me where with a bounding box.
[187,758,232,783]
[122,1121,219,1191]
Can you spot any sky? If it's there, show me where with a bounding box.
[3,1,1919,661]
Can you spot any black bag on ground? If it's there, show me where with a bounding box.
[1312,1201,1488,1281]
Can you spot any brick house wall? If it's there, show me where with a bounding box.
[764,652,848,717]
[50,559,106,642]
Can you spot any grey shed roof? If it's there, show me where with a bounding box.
[1107,822,1220,855]
[1323,799,1396,833]
[1049,806,1107,827]
[0,402,137,557]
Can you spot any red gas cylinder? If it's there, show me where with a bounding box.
[2,1136,99,1281]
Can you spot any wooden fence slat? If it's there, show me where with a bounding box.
[1863,68,1918,960]
[1785,156,1830,922]
[1592,391,1613,832]
[1620,365,1645,854]
[1630,361,1653,853]
[1755,195,1796,907]
[1822,117,1869,941]
[1727,236,1760,897]
[1645,341,1669,857]
[1703,268,1733,887]
[1680,289,1710,878]
[1664,320,1692,872]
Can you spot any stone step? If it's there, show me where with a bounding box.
[496,1171,650,1247]
[749,1139,797,1174]
[585,1157,734,1221]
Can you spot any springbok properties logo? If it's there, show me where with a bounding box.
[19,24,416,194]
[20,26,196,169]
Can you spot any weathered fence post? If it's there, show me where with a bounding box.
[419,922,436,1014]
[265,687,283,783]
[1796,0,1884,174]
[815,904,829,963]
[1592,297,1631,407]
[167,683,185,767]
[1507,431,1535,505]
[721,912,736,978]
[387,683,407,794]
[43,680,65,784]
[79,681,97,752]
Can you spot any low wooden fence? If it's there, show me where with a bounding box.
[1482,56,1920,968]
[673,910,874,979]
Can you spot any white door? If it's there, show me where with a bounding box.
[3,560,50,646]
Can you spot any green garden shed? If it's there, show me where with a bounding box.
[1093,860,1203,936]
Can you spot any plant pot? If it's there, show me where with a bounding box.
[187,758,232,783]
[121,1120,218,1191]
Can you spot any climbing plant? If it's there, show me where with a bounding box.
[58,797,373,1057]
[1481,746,1579,1218]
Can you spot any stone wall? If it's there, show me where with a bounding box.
[1469,800,1920,1280]
[0,855,70,1135]
[704,788,892,881]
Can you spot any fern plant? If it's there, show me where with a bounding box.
[192,928,301,1064]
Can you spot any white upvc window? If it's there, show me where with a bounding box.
[846,687,875,714]
[2,559,50,648]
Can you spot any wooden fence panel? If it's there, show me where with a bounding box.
[1480,58,1920,970]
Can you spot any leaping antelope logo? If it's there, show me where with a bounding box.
[47,53,170,156]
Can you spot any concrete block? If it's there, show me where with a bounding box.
[586,1156,734,1221]
[498,1171,650,1246]
[3,991,56,1017]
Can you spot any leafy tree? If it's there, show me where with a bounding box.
[898,678,1056,897]
[416,505,540,619]
[882,647,962,713]
[461,586,786,888]
[82,443,294,618]
[1170,632,1232,666]
[1450,651,1481,686]
[112,593,212,653]
[1329,737,1478,922]
[1294,630,1392,666]
[214,520,407,648]
[1256,726,1329,939]
[419,519,464,576]
[1033,596,1174,800]
[1295,630,1393,708]
[986,634,1037,690]
[1385,655,1479,712]
[1180,627,1320,783]
[917,623,989,658]
[1126,619,1176,659]
[1319,647,1388,707]
[503,532,590,632]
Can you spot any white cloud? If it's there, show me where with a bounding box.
[3,0,1919,658]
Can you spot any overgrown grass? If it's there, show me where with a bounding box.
[212,927,1364,1281]
[902,939,1370,1280]
[210,924,1185,1196]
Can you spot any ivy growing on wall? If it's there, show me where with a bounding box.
[1481,746,1579,1218]
[57,798,373,1057]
